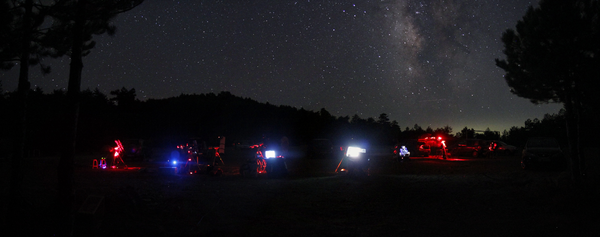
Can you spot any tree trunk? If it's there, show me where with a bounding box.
[57,2,84,234]
[572,82,584,181]
[564,93,582,183]
[8,0,32,232]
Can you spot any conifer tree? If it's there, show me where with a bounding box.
[496,0,600,182]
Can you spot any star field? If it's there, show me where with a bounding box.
[1,0,562,132]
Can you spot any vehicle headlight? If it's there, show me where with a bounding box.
[346,146,366,158]
[265,150,276,159]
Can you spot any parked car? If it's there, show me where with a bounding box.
[307,138,336,159]
[521,137,566,170]
[234,140,255,149]
[490,140,517,155]
[448,139,486,158]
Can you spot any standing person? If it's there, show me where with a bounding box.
[441,140,447,160]
[219,136,226,154]
[488,141,498,158]
[280,136,289,157]
[431,143,440,159]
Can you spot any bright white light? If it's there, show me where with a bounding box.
[346,146,366,158]
[172,160,177,165]
[265,150,276,158]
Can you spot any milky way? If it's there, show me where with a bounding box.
[1,0,562,132]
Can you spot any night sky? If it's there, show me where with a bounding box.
[1,0,562,133]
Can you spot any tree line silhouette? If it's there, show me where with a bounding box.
[0,87,572,156]
[2,1,145,234]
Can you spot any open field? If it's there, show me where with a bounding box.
[1,147,598,236]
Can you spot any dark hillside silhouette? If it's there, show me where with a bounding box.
[0,88,568,157]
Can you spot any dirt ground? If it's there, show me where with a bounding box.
[1,148,599,236]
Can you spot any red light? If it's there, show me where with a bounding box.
[114,151,119,157]
[188,158,192,161]
[438,136,442,140]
